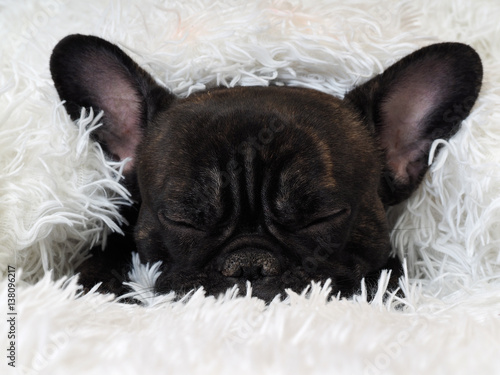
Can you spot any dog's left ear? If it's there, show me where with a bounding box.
[345,43,482,205]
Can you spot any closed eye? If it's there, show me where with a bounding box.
[299,207,351,231]
[158,210,204,232]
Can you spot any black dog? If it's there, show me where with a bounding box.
[50,35,482,302]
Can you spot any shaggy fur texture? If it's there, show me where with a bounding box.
[1,0,500,374]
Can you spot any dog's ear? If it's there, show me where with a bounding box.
[345,43,482,205]
[50,34,174,173]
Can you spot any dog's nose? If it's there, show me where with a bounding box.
[221,250,281,280]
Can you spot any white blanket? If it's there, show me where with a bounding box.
[1,0,500,374]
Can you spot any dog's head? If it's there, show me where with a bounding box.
[50,35,482,301]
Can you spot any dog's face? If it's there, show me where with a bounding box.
[50,35,482,302]
[135,87,389,301]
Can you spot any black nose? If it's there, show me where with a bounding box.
[221,250,281,281]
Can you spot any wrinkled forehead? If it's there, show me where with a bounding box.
[138,87,379,199]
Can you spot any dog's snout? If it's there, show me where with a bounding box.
[221,250,281,280]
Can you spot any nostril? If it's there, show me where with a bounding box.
[221,250,281,280]
[221,258,243,278]
[259,257,280,277]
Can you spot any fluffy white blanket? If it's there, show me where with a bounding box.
[1,0,500,374]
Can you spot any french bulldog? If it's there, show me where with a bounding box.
[50,34,482,302]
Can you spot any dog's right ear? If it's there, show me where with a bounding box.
[50,34,174,173]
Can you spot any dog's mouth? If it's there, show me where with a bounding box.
[153,263,358,303]
[152,237,367,303]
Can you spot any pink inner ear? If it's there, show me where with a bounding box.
[92,67,143,174]
[379,61,446,184]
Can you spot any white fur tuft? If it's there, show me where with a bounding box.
[1,0,500,374]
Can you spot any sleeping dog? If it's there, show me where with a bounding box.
[50,35,482,302]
